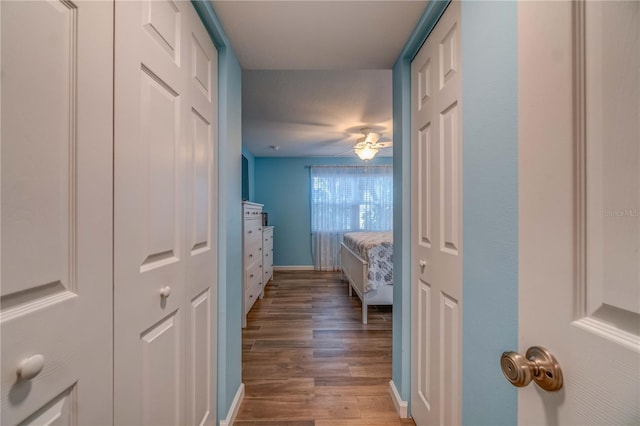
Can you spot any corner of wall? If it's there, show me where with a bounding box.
[460,2,518,425]
[391,55,412,408]
[218,383,244,426]
[389,380,409,418]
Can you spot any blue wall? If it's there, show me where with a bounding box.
[461,2,518,424]
[192,1,243,422]
[391,53,412,408]
[254,157,392,267]
[217,49,243,424]
[392,1,518,424]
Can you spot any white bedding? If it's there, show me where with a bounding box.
[342,232,393,292]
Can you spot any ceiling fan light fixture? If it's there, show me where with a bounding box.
[355,144,378,161]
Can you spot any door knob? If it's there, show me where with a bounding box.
[17,354,45,380]
[500,346,563,391]
[159,286,171,298]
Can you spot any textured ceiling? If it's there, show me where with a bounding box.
[211,1,428,157]
[242,70,393,157]
[211,1,429,70]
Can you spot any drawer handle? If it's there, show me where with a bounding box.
[250,274,254,278]
[249,294,253,299]
[248,230,252,234]
[259,248,262,251]
[258,228,262,231]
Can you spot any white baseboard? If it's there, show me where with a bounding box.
[389,380,409,418]
[273,265,315,271]
[219,383,244,426]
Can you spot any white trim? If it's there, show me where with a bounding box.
[219,383,244,426]
[273,265,315,271]
[389,380,409,418]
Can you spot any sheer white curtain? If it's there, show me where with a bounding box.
[310,165,393,271]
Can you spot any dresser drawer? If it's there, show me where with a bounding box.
[244,219,262,240]
[244,237,262,262]
[245,261,262,290]
[263,227,273,243]
[243,204,262,219]
[244,280,263,314]
[261,226,274,286]
[263,265,273,283]
[263,247,272,265]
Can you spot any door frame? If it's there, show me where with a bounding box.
[391,1,520,423]
[390,0,450,417]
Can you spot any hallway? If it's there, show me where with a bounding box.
[236,271,414,425]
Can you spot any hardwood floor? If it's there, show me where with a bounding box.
[236,270,415,426]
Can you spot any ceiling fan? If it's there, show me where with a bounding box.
[353,128,393,160]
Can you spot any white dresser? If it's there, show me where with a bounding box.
[262,226,274,287]
[243,202,264,326]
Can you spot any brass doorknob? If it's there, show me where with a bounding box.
[500,346,563,391]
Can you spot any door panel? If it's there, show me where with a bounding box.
[143,0,180,63]
[140,67,181,267]
[115,1,217,424]
[439,102,460,254]
[418,125,433,247]
[518,1,639,423]
[1,0,74,297]
[141,312,182,426]
[185,9,218,426]
[1,1,113,424]
[584,0,639,332]
[416,281,432,411]
[189,289,212,425]
[114,3,186,423]
[17,386,76,426]
[411,2,462,425]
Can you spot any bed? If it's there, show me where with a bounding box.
[340,231,393,324]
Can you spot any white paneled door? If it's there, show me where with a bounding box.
[410,2,462,425]
[114,1,218,425]
[519,1,639,424]
[1,1,113,424]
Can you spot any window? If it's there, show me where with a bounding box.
[311,167,393,232]
[310,165,392,270]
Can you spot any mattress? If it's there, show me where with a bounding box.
[343,232,393,291]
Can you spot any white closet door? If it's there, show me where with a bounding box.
[1,1,113,424]
[411,1,463,425]
[114,1,218,425]
[184,5,218,426]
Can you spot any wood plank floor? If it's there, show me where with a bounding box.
[236,270,415,426]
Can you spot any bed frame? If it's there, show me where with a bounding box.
[340,242,393,324]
